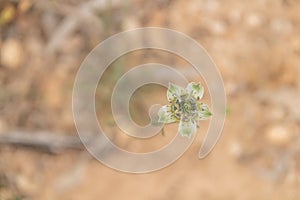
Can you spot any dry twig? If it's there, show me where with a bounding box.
[0,131,84,153]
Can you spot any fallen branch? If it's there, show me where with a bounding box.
[0,131,85,153]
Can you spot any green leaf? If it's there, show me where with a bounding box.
[186,82,204,100]
[158,105,178,124]
[196,103,212,120]
[167,83,185,102]
[178,120,197,138]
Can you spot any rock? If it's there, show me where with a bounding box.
[209,20,227,35]
[245,13,263,28]
[0,39,23,69]
[228,140,243,158]
[265,125,293,146]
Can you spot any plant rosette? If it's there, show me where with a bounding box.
[158,82,212,138]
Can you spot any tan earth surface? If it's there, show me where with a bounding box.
[1,0,300,199]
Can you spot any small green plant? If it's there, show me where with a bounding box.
[158,82,212,138]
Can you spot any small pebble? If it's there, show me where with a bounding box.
[228,140,243,158]
[265,125,292,146]
[246,13,263,27]
[1,39,23,69]
[209,20,227,35]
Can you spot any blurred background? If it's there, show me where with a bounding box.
[1,0,300,199]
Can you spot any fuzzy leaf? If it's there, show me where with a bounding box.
[196,103,212,120]
[158,105,178,124]
[167,83,185,102]
[186,82,204,100]
[178,120,197,138]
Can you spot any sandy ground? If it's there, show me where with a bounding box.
[1,0,300,199]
